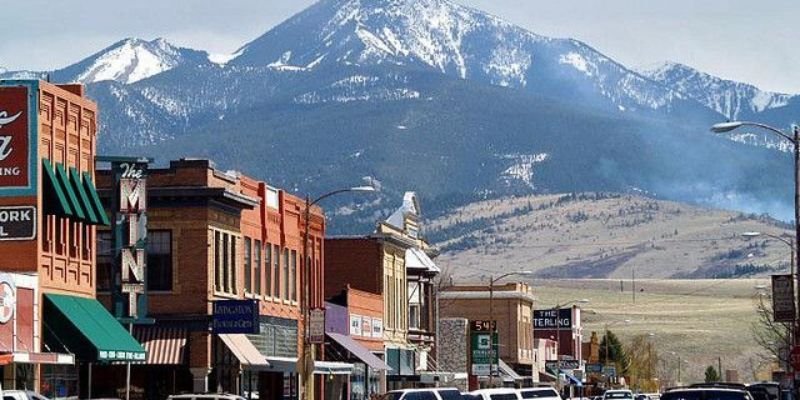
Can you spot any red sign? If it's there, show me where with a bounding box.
[791,346,800,371]
[0,87,30,190]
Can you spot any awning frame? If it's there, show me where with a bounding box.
[326,332,391,371]
[314,360,354,375]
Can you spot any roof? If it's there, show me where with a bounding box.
[385,191,420,230]
[405,247,440,273]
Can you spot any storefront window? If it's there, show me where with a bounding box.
[41,364,78,400]
[350,363,366,400]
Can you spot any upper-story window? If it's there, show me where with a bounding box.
[147,230,173,291]
[254,240,262,295]
[266,187,279,209]
[244,238,252,294]
[213,229,237,295]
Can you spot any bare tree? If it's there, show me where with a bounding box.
[750,291,791,366]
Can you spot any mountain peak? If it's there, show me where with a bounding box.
[638,61,793,118]
[65,37,200,84]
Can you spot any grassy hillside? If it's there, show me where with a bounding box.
[531,279,771,384]
[429,193,792,279]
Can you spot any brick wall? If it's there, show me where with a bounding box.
[324,238,382,297]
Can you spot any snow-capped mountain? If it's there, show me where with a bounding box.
[639,61,795,120]
[230,0,695,115]
[55,38,211,84]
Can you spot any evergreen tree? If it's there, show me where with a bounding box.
[704,365,720,382]
[599,330,629,375]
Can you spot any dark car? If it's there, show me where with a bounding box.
[662,388,753,400]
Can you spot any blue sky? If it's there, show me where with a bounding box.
[3,0,798,93]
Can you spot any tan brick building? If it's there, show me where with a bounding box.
[439,282,536,384]
[95,158,325,399]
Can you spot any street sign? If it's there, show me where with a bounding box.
[791,346,800,371]
[586,363,604,373]
[309,308,325,344]
[603,366,617,377]
[772,275,796,323]
[0,206,35,240]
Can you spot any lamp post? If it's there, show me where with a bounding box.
[742,231,795,275]
[488,270,533,387]
[549,298,588,396]
[713,122,800,332]
[301,183,377,400]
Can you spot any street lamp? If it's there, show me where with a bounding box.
[741,231,795,275]
[301,182,377,400]
[488,270,533,387]
[713,121,800,344]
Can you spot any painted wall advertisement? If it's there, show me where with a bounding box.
[0,86,31,192]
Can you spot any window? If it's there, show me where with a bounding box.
[521,389,559,399]
[282,248,289,301]
[214,231,222,291]
[437,390,463,400]
[244,238,252,293]
[213,230,238,294]
[290,250,297,301]
[490,395,519,400]
[274,244,281,298]
[147,230,173,291]
[409,305,420,330]
[222,234,230,292]
[405,392,437,400]
[96,231,112,291]
[266,187,279,209]
[82,226,92,260]
[265,244,272,297]
[254,240,262,295]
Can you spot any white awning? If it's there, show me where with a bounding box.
[218,334,270,370]
[498,359,524,381]
[264,356,298,373]
[314,361,354,375]
[405,248,439,273]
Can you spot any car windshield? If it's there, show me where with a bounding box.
[383,393,404,400]
[490,394,519,400]
[607,393,633,399]
[438,390,463,400]
[522,390,560,399]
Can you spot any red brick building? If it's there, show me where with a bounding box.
[95,159,326,399]
[0,80,143,396]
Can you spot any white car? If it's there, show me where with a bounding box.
[167,395,245,400]
[382,388,464,400]
[470,388,523,400]
[603,391,634,400]
[518,387,561,400]
[1,391,51,400]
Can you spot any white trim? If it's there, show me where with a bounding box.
[439,291,536,302]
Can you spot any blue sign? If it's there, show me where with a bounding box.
[212,299,259,334]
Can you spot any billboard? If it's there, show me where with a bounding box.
[0,85,34,196]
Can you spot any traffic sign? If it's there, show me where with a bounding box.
[790,346,800,371]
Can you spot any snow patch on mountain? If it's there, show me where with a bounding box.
[638,61,794,119]
[74,38,188,84]
[729,132,794,153]
[500,153,549,189]
[559,52,594,76]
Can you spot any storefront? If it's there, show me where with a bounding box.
[326,332,389,400]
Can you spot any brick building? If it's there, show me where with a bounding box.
[94,159,326,399]
[439,282,536,385]
[0,80,143,396]
[533,306,584,361]
[325,192,440,390]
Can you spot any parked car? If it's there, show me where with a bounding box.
[662,387,753,400]
[603,391,634,400]
[470,388,523,400]
[167,394,245,400]
[747,382,780,400]
[518,387,561,400]
[383,388,464,400]
[1,391,51,400]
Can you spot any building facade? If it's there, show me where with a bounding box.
[439,282,536,385]
[0,80,144,397]
[94,159,326,400]
[325,192,440,390]
[533,306,583,361]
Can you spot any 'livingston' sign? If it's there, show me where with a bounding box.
[212,299,259,334]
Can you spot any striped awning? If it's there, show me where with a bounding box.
[133,326,187,365]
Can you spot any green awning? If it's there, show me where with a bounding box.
[42,159,73,217]
[69,167,99,225]
[44,294,146,362]
[55,164,85,221]
[82,171,110,226]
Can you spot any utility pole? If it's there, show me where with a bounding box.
[718,357,723,381]
[632,267,636,304]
